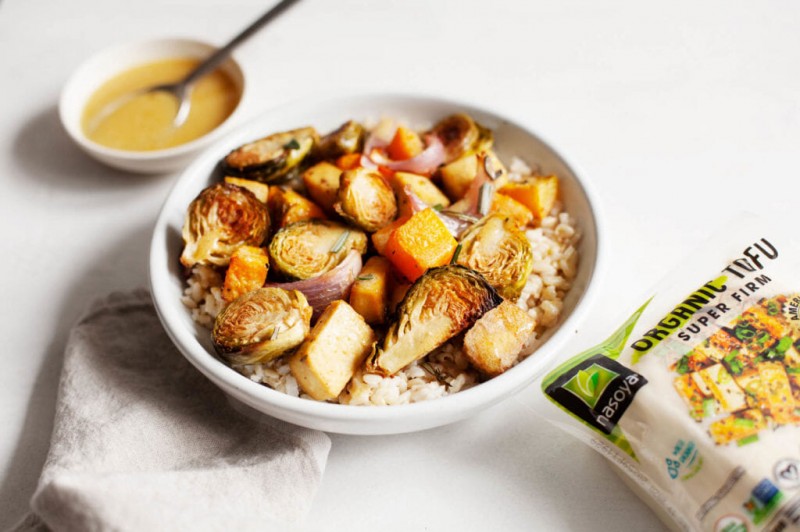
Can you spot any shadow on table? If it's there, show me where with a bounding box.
[10,104,163,192]
[0,221,155,529]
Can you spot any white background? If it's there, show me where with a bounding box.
[2,0,799,529]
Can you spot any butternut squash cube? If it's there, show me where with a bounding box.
[491,192,534,228]
[386,126,424,161]
[290,301,376,401]
[383,208,457,282]
[221,246,269,303]
[499,175,559,222]
[463,301,536,376]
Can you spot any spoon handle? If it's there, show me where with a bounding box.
[183,0,301,86]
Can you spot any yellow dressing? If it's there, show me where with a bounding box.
[81,58,240,151]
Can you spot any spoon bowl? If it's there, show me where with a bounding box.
[60,38,246,173]
[92,0,299,133]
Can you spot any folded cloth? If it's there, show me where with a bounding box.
[14,289,331,532]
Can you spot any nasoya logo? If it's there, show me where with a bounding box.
[545,355,647,435]
[562,364,619,409]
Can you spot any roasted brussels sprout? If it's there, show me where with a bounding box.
[223,127,318,183]
[314,120,364,160]
[431,113,482,163]
[334,168,398,232]
[180,183,270,268]
[455,213,534,300]
[367,265,502,375]
[269,220,367,280]
[212,287,312,365]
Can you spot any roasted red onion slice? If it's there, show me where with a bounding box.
[402,186,474,238]
[265,250,362,319]
[362,121,447,176]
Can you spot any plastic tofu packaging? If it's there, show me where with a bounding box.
[536,216,800,531]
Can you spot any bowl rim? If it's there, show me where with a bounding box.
[58,36,246,162]
[149,91,606,425]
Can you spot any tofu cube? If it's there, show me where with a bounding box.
[290,301,376,401]
[301,161,342,214]
[463,301,536,376]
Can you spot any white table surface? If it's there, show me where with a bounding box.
[2,0,799,529]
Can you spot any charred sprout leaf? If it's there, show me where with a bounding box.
[269,220,367,280]
[314,120,365,160]
[367,265,502,375]
[212,287,312,365]
[456,213,534,300]
[180,183,270,268]
[334,168,398,232]
[430,113,482,163]
[223,127,318,183]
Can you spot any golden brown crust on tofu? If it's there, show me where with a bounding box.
[463,301,536,377]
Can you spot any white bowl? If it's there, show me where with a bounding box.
[149,93,604,435]
[59,37,246,174]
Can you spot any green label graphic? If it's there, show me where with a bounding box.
[562,364,619,409]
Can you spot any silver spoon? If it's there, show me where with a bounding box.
[89,0,300,132]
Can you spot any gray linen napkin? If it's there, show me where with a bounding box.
[14,289,331,532]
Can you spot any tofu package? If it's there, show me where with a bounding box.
[536,216,800,531]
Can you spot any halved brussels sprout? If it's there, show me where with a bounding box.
[314,120,365,160]
[213,287,312,365]
[367,265,502,375]
[269,220,367,280]
[223,127,318,183]
[455,213,534,300]
[334,168,398,232]
[431,113,482,163]
[180,182,270,268]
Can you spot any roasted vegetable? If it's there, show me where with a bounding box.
[383,207,457,282]
[491,192,534,228]
[455,213,534,300]
[223,127,318,183]
[336,152,362,170]
[302,161,342,214]
[390,172,450,217]
[349,256,392,325]
[371,216,409,256]
[266,250,362,320]
[463,301,536,376]
[367,265,502,375]
[386,126,424,161]
[438,150,507,201]
[334,168,398,232]
[180,183,270,268]
[315,120,364,160]
[223,176,269,203]
[222,246,269,303]
[499,175,559,222]
[430,113,488,163]
[268,186,326,229]
[212,287,312,365]
[290,300,376,401]
[268,220,367,280]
